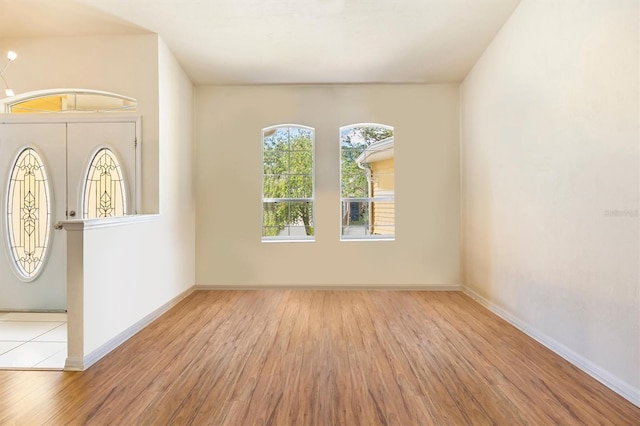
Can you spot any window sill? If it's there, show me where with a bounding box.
[261,238,315,243]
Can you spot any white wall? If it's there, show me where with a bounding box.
[80,218,167,355]
[77,39,195,358]
[461,0,639,403]
[196,85,460,287]
[156,37,196,301]
[0,35,160,212]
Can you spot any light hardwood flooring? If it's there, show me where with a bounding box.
[0,290,638,425]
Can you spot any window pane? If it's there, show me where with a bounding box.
[263,148,287,174]
[290,151,312,174]
[341,169,368,198]
[263,201,294,237]
[370,201,395,236]
[262,202,284,237]
[289,174,313,198]
[263,201,314,238]
[288,201,314,236]
[341,201,370,236]
[263,174,287,199]
[340,124,394,239]
[262,125,314,240]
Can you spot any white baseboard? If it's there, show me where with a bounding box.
[462,286,640,408]
[194,284,462,291]
[64,286,194,372]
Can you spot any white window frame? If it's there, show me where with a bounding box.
[340,123,395,241]
[261,124,315,242]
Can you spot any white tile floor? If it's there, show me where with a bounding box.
[0,312,67,370]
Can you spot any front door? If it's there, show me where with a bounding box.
[0,119,139,311]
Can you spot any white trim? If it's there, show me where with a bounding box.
[1,88,135,103]
[463,286,640,408]
[195,284,461,291]
[340,236,395,242]
[261,238,315,243]
[0,113,141,125]
[59,214,159,231]
[340,197,394,203]
[262,123,314,134]
[65,286,194,371]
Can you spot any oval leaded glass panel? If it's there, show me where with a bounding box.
[83,148,127,219]
[6,148,52,280]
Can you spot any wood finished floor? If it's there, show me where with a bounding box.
[0,290,638,425]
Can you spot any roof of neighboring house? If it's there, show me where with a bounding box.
[356,137,394,165]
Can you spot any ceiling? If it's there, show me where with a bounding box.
[0,0,520,85]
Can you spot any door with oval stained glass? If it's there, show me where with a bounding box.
[0,120,138,311]
[0,123,67,311]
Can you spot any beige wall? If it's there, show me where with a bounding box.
[0,34,160,212]
[0,34,195,363]
[156,37,196,297]
[196,84,460,287]
[461,0,639,402]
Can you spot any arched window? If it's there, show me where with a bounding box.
[6,148,52,280]
[83,148,128,219]
[340,123,395,240]
[262,125,315,241]
[1,89,136,113]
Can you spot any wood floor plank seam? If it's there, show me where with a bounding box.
[428,292,632,423]
[0,290,639,425]
[409,293,553,423]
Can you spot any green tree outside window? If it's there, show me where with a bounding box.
[262,126,314,238]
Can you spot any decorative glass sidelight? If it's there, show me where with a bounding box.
[6,148,52,280]
[83,148,127,219]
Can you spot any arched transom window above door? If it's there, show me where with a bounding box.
[1,89,136,113]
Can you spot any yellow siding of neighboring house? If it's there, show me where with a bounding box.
[371,158,394,235]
